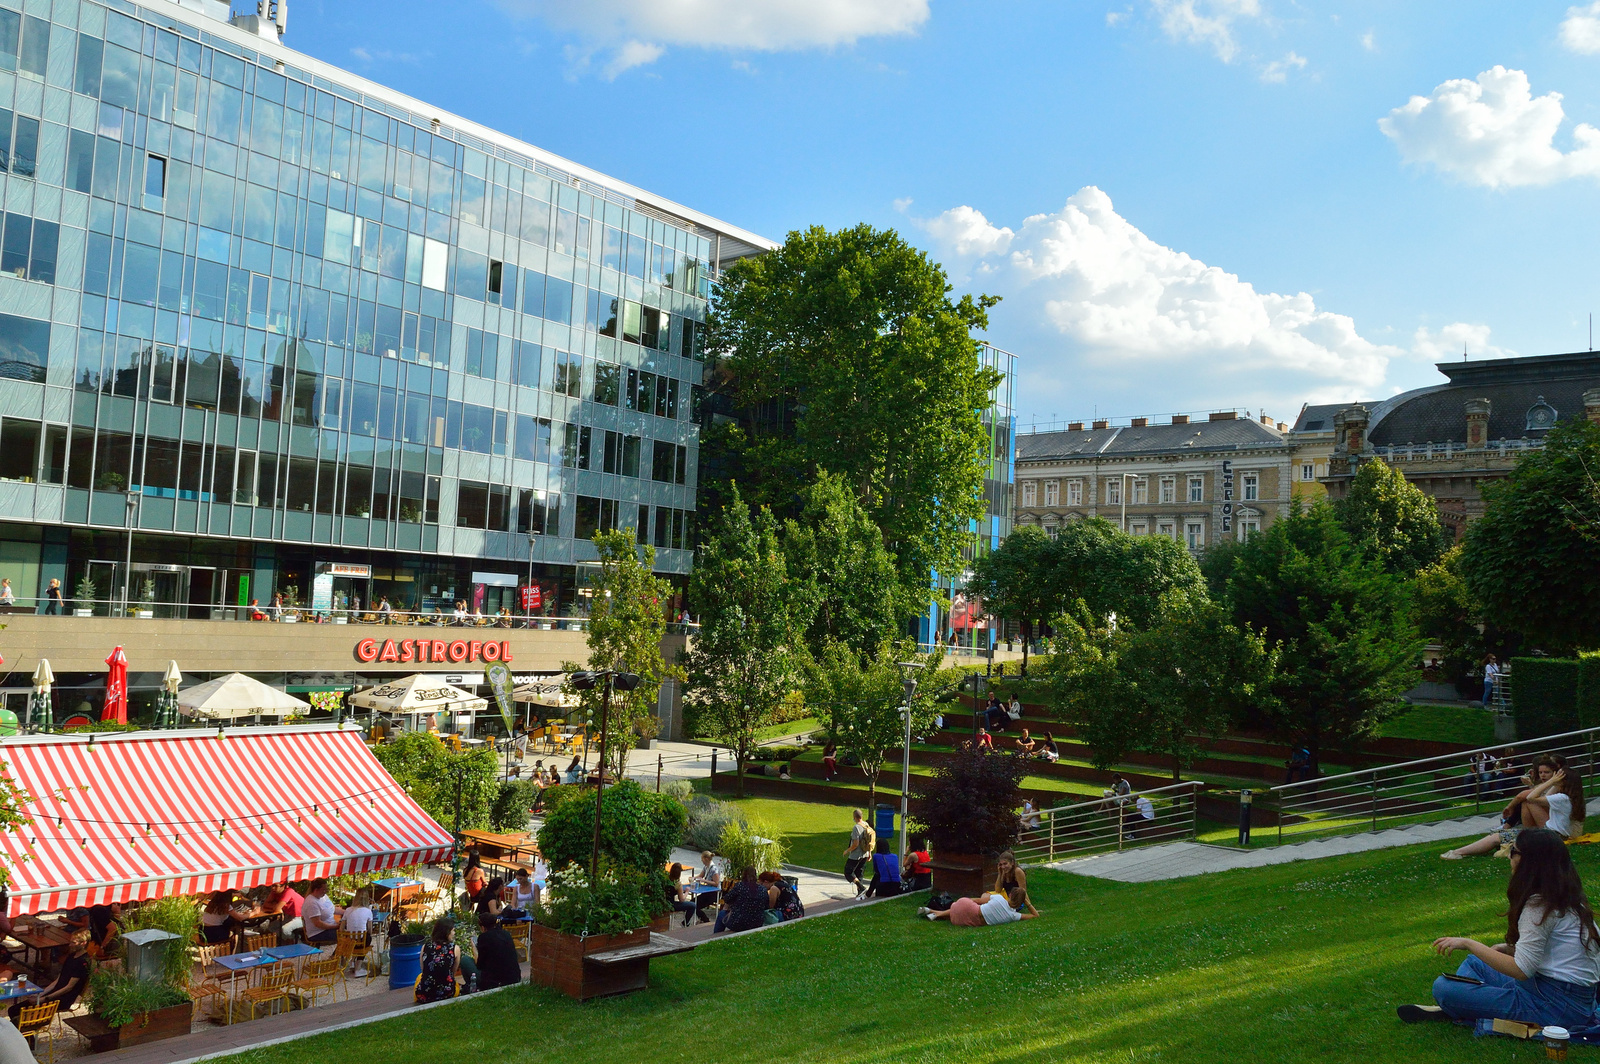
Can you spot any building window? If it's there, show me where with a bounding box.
[1238,519,1260,540]
[1132,477,1148,504]
[1159,476,1175,504]
[1158,521,1176,540]
[1044,480,1059,506]
[1129,521,1147,536]
[1243,473,1258,501]
[1301,462,1314,480]
[1021,481,1036,508]
[1187,476,1204,503]
[1185,522,1205,550]
[1105,478,1122,506]
[1066,480,1082,506]
[144,154,166,201]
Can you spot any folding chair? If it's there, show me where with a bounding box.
[17,999,58,1063]
[241,962,293,1020]
[506,920,530,963]
[291,955,343,1008]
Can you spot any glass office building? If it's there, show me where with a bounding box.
[0,0,771,618]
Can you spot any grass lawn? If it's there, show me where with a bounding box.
[752,716,820,743]
[1379,703,1497,747]
[223,830,1587,1064]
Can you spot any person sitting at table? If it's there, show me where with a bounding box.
[510,868,539,911]
[260,881,304,943]
[666,864,699,927]
[562,756,584,785]
[301,879,343,946]
[9,931,89,1029]
[533,855,550,899]
[691,852,721,924]
[200,891,239,945]
[339,890,375,976]
[86,903,122,960]
[475,878,505,921]
[415,919,461,1003]
[474,912,520,990]
[462,864,488,908]
[715,867,770,934]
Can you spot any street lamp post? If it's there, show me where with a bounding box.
[570,670,642,877]
[895,661,926,868]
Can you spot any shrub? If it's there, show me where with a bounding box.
[88,970,188,1027]
[538,784,577,810]
[662,779,693,802]
[718,817,786,874]
[682,794,743,852]
[490,780,539,832]
[121,897,200,989]
[1511,657,1583,738]
[373,732,499,832]
[536,780,686,919]
[909,745,1029,856]
[538,860,650,936]
[1579,654,1600,730]
[751,744,806,763]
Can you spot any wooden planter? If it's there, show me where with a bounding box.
[528,924,650,1001]
[930,852,998,897]
[69,1001,192,1053]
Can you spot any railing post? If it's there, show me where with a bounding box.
[1238,788,1252,846]
[1370,772,1378,832]
[1277,787,1283,846]
[1048,809,1056,862]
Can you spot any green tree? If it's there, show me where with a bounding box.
[1051,518,1206,629]
[704,224,1002,611]
[1335,458,1449,575]
[782,470,904,662]
[1046,599,1275,780]
[536,779,687,919]
[804,642,942,806]
[578,529,682,779]
[684,491,804,796]
[966,524,1057,674]
[1415,545,1490,691]
[373,732,499,833]
[1225,504,1420,775]
[1461,418,1600,653]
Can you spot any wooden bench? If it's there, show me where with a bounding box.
[584,932,696,967]
[65,1014,117,1054]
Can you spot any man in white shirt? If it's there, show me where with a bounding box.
[301,879,343,945]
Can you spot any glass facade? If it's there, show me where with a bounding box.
[0,0,748,618]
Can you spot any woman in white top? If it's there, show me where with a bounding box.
[1442,755,1582,859]
[1403,828,1600,1029]
[921,888,1040,925]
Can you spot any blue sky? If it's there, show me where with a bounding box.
[287,1,1600,428]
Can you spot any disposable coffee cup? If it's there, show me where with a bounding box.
[1543,1026,1569,1061]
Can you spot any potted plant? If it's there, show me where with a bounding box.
[281,585,301,622]
[79,897,197,1048]
[135,578,156,619]
[910,745,1031,895]
[74,574,97,617]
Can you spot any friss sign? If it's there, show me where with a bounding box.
[355,638,514,664]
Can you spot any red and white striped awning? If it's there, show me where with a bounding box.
[0,725,454,915]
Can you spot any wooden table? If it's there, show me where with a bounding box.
[11,923,72,969]
[460,829,534,859]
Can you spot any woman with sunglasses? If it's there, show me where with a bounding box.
[1401,828,1600,1028]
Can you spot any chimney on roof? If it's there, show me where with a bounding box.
[1068,422,1084,432]
[1171,414,1189,425]
[1209,411,1237,421]
[1092,419,1109,430]
[1277,422,1287,432]
[1259,414,1273,425]
[1130,417,1148,428]
[1465,398,1491,449]
[1586,388,1600,425]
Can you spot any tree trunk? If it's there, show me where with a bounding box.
[1171,753,1182,782]
[867,768,877,810]
[1022,620,1032,676]
[736,758,747,798]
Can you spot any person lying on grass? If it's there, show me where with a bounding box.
[1400,828,1600,1029]
[919,888,1039,926]
[1442,755,1584,859]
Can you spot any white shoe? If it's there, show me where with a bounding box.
[916,907,930,916]
[925,913,938,920]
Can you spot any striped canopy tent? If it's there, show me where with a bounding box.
[348,674,487,718]
[0,726,453,915]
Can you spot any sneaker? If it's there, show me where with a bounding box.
[925,912,938,921]
[854,886,866,899]
[1440,851,1463,860]
[916,907,930,916]
[1396,1005,1448,1024]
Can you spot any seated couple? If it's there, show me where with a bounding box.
[1442,754,1584,860]
[1401,828,1600,1034]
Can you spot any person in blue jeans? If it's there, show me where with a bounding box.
[1400,829,1600,1030]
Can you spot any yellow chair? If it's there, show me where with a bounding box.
[241,962,293,1020]
[188,971,225,1021]
[334,929,372,983]
[17,999,59,1063]
[243,931,274,953]
[291,955,343,1008]
[507,920,530,962]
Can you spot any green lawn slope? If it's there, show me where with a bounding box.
[222,831,1586,1064]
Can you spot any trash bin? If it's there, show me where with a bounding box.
[388,933,426,990]
[874,804,895,842]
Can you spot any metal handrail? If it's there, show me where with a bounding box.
[1013,780,1202,866]
[1269,726,1600,845]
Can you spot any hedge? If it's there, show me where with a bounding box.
[1512,657,1583,738]
[1578,653,1600,729]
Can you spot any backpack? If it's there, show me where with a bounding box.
[927,891,955,912]
[777,885,805,921]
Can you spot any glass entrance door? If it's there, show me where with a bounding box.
[85,560,119,615]
[187,567,215,619]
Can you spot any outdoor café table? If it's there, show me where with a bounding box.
[263,943,321,980]
[460,829,533,862]
[0,978,44,1005]
[213,950,275,1017]
[10,923,72,969]
[371,877,422,915]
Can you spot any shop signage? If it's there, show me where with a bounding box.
[323,562,373,577]
[354,638,514,664]
[1220,459,1235,534]
[521,585,542,611]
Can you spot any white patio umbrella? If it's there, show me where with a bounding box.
[511,676,580,710]
[177,673,311,722]
[348,674,487,717]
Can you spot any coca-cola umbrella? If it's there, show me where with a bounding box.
[102,646,128,724]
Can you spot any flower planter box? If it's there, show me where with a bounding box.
[135,610,154,619]
[68,1000,192,1053]
[528,924,650,1001]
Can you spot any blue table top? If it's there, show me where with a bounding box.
[264,944,321,960]
[214,952,272,971]
[692,885,720,894]
[373,878,420,889]
[0,980,42,1003]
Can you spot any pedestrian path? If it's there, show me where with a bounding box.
[1046,814,1500,883]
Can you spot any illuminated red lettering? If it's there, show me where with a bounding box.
[468,640,483,662]
[378,640,400,663]
[500,641,512,663]
[448,640,468,663]
[400,640,415,663]
[355,639,379,662]
[432,640,446,662]
[482,641,501,662]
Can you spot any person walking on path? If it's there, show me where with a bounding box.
[844,809,874,899]
[44,578,62,615]
[1482,654,1503,709]
[0,578,14,608]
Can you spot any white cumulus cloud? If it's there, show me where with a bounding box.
[1561,3,1600,54]
[918,188,1501,417]
[1260,51,1306,84]
[1379,66,1600,188]
[1149,0,1261,63]
[495,0,928,74]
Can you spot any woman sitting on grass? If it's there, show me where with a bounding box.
[1401,828,1600,1029]
[919,888,1039,925]
[1443,755,1584,859]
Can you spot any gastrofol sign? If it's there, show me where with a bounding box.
[354,638,513,664]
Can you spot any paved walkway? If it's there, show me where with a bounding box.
[1047,814,1500,883]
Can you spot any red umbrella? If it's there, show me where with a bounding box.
[102,646,128,724]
